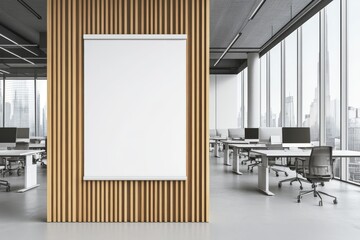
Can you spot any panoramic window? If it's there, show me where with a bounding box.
[260,55,267,127]
[347,0,360,183]
[284,31,298,127]
[36,78,47,137]
[302,13,320,144]
[269,44,281,127]
[4,78,35,136]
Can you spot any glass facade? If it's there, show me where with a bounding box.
[36,79,48,137]
[260,55,267,127]
[269,44,281,127]
[347,0,360,183]
[5,79,36,136]
[302,13,320,144]
[324,0,341,177]
[0,77,47,137]
[238,0,358,184]
[284,31,297,127]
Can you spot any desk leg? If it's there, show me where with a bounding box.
[224,144,231,166]
[232,148,243,175]
[214,140,220,158]
[258,154,274,196]
[18,155,40,193]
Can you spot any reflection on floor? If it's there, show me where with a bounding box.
[1,152,360,240]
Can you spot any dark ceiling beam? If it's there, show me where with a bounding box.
[260,0,332,56]
[210,59,246,74]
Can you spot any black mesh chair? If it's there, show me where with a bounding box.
[248,145,289,177]
[5,142,29,176]
[0,163,11,192]
[278,157,310,190]
[296,146,337,206]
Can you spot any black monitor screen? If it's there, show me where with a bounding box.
[16,128,30,138]
[245,128,259,139]
[0,128,17,143]
[282,127,310,144]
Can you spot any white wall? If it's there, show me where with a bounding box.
[210,74,241,130]
[210,75,216,129]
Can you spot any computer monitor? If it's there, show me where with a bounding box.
[259,127,282,143]
[282,127,310,144]
[245,128,259,140]
[16,128,30,139]
[0,128,17,149]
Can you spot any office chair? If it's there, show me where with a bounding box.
[248,146,289,177]
[0,161,11,192]
[278,157,310,190]
[296,146,337,206]
[4,142,30,176]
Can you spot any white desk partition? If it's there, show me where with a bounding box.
[259,127,282,143]
[228,128,244,139]
[83,34,187,180]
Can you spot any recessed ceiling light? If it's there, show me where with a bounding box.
[249,0,267,21]
[0,46,35,65]
[214,32,242,67]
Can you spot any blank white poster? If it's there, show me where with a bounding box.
[83,35,187,180]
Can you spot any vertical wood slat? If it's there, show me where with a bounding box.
[47,0,209,222]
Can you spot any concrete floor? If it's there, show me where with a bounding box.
[1,153,360,240]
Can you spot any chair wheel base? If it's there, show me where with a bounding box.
[319,201,323,206]
[285,172,289,177]
[300,186,303,190]
[333,199,338,204]
[278,183,282,188]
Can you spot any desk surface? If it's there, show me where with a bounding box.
[210,136,227,140]
[0,150,44,157]
[222,140,247,144]
[29,143,46,149]
[30,136,46,140]
[230,143,267,148]
[251,149,360,158]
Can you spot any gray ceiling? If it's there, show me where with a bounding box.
[0,0,46,77]
[0,0,323,77]
[210,0,314,74]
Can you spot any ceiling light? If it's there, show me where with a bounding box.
[214,32,242,67]
[249,0,266,20]
[0,46,35,65]
[17,0,42,20]
[0,33,38,56]
[0,69,10,74]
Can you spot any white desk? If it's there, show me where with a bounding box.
[210,137,227,157]
[0,150,44,193]
[229,144,267,175]
[222,140,248,166]
[251,149,360,196]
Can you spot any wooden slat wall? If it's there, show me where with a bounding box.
[47,0,209,222]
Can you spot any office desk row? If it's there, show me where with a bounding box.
[252,149,360,196]
[0,149,44,192]
[212,139,360,196]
